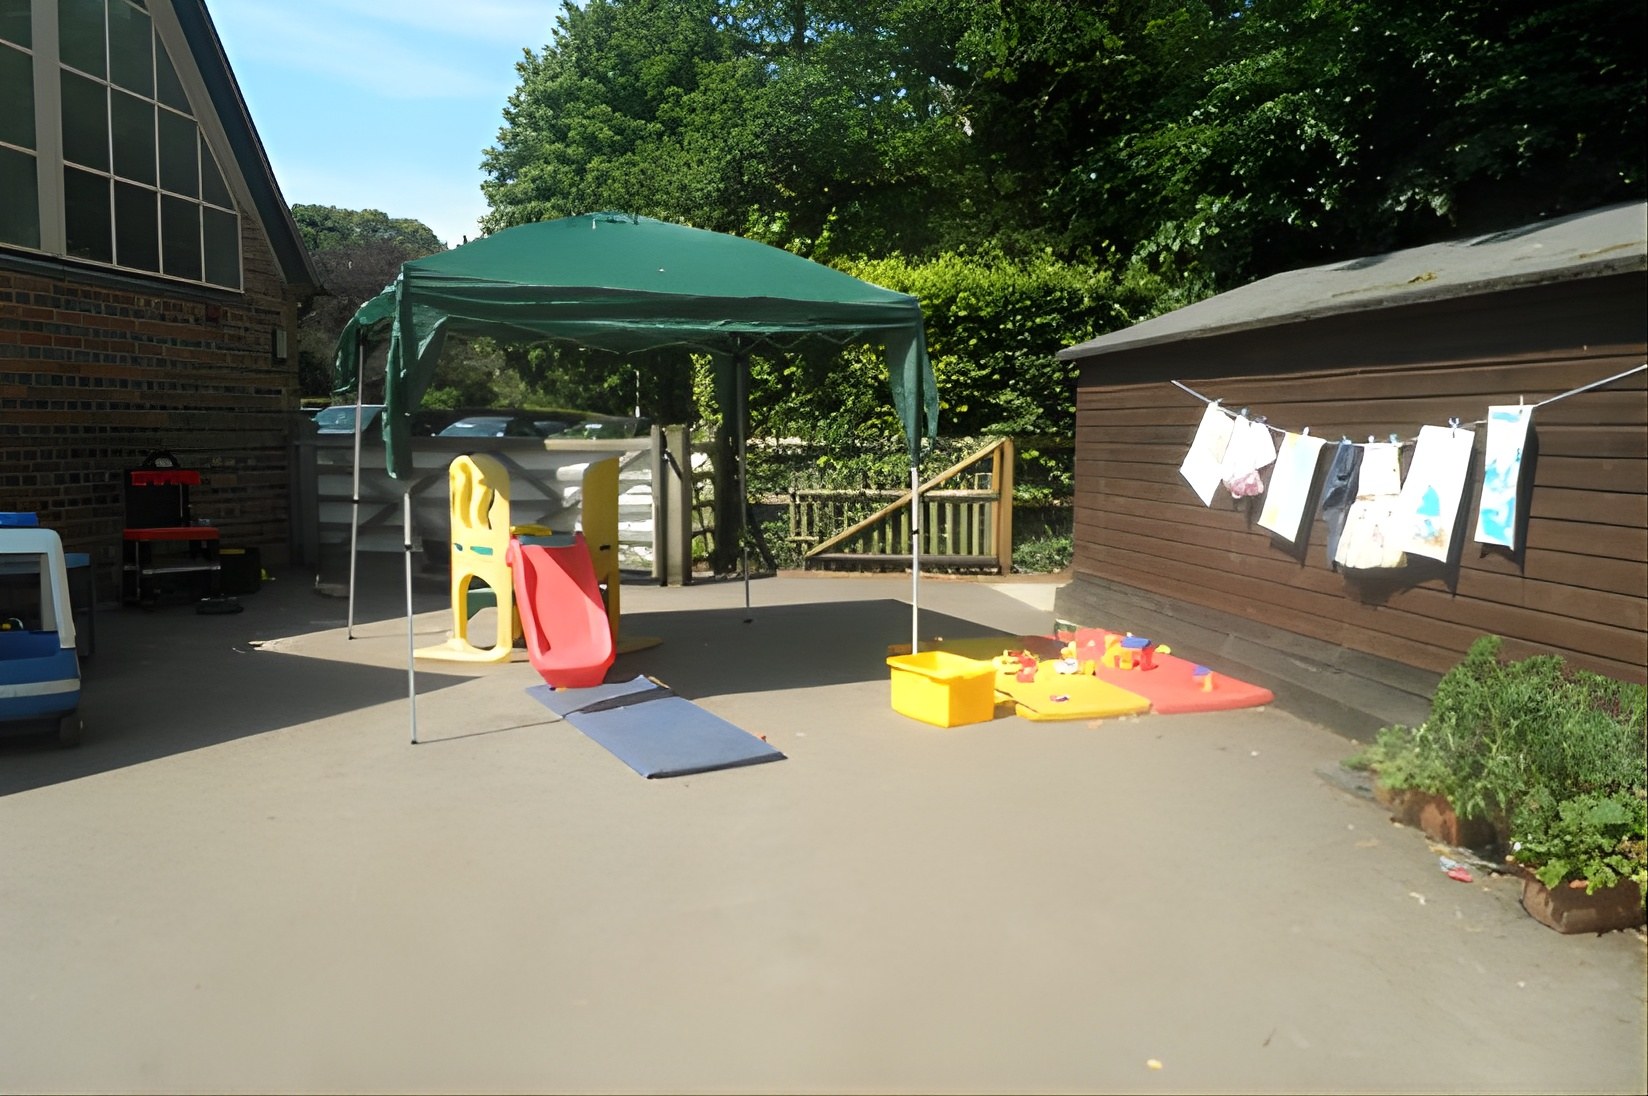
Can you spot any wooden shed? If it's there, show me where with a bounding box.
[1055,202,1647,732]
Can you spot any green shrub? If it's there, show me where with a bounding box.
[1511,788,1648,896]
[1012,531,1071,574]
[1345,722,1452,797]
[1348,636,1647,901]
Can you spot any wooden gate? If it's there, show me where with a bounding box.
[793,438,1015,573]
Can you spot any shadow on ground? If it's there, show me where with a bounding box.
[0,568,472,797]
[616,598,1026,701]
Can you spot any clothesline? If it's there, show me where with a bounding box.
[1170,362,1647,447]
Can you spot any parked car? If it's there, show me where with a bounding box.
[313,404,385,434]
[436,414,564,439]
[571,416,652,439]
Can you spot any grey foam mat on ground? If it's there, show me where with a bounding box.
[527,674,785,778]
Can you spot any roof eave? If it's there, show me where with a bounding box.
[171,1,322,295]
[1061,241,1646,362]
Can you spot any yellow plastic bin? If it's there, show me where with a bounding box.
[886,650,998,727]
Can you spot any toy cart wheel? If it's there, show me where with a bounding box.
[57,713,81,748]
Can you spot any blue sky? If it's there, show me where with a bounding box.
[207,1,562,248]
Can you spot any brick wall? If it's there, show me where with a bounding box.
[0,215,305,596]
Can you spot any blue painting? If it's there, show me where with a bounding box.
[1474,406,1532,549]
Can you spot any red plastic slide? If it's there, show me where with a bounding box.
[507,533,616,688]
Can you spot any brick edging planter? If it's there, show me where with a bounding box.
[1372,781,1497,850]
[1519,877,1647,935]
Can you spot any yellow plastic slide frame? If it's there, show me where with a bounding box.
[416,453,516,662]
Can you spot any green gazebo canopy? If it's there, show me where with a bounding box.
[333,213,938,476]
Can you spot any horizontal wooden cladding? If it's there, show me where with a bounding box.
[1079,497,1647,637]
[1078,422,1648,461]
[1079,383,1644,434]
[1080,349,1645,409]
[1072,531,1646,684]
[1080,466,1648,547]
[1090,485,1648,587]
[1072,341,1647,685]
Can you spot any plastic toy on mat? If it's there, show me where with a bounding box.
[0,514,82,746]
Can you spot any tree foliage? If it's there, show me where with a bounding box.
[291,204,447,398]
[465,0,1644,445]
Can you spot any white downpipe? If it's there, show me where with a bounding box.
[346,349,364,639]
[405,492,418,745]
[736,354,751,620]
[910,464,921,653]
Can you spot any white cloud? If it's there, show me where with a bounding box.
[326,0,558,49]
[210,3,534,101]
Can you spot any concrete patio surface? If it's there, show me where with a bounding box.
[2,564,1644,1095]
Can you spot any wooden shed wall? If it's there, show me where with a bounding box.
[1069,272,1648,685]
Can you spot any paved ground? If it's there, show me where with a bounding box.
[2,565,1644,1095]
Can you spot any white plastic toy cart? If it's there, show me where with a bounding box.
[0,514,83,746]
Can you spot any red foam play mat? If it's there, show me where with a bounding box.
[1062,628,1274,714]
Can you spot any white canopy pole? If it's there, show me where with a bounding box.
[909,354,924,654]
[405,492,418,744]
[910,463,921,653]
[345,344,364,640]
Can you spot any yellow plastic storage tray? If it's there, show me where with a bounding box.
[886,650,997,727]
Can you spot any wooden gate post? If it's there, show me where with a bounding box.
[994,437,1015,575]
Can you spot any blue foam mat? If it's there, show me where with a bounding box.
[527,675,785,779]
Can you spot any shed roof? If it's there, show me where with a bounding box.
[1060,201,1647,361]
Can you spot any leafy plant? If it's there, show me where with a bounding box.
[1345,722,1452,798]
[1511,788,1648,899]
[1348,635,1647,900]
[1011,531,1071,575]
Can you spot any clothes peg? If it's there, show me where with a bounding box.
[1448,416,1461,437]
[1389,433,1400,446]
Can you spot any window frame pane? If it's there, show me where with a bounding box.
[107,0,153,97]
[159,191,201,280]
[156,105,196,197]
[0,144,40,248]
[200,135,232,208]
[58,0,106,78]
[0,0,32,50]
[113,177,159,271]
[110,87,154,184]
[60,68,110,171]
[154,38,187,114]
[63,164,114,262]
[0,40,34,149]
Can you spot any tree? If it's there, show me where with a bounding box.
[480,0,984,258]
[473,0,1645,446]
[291,205,446,398]
[958,0,1647,291]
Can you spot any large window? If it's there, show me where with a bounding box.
[0,0,40,249]
[0,0,241,290]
